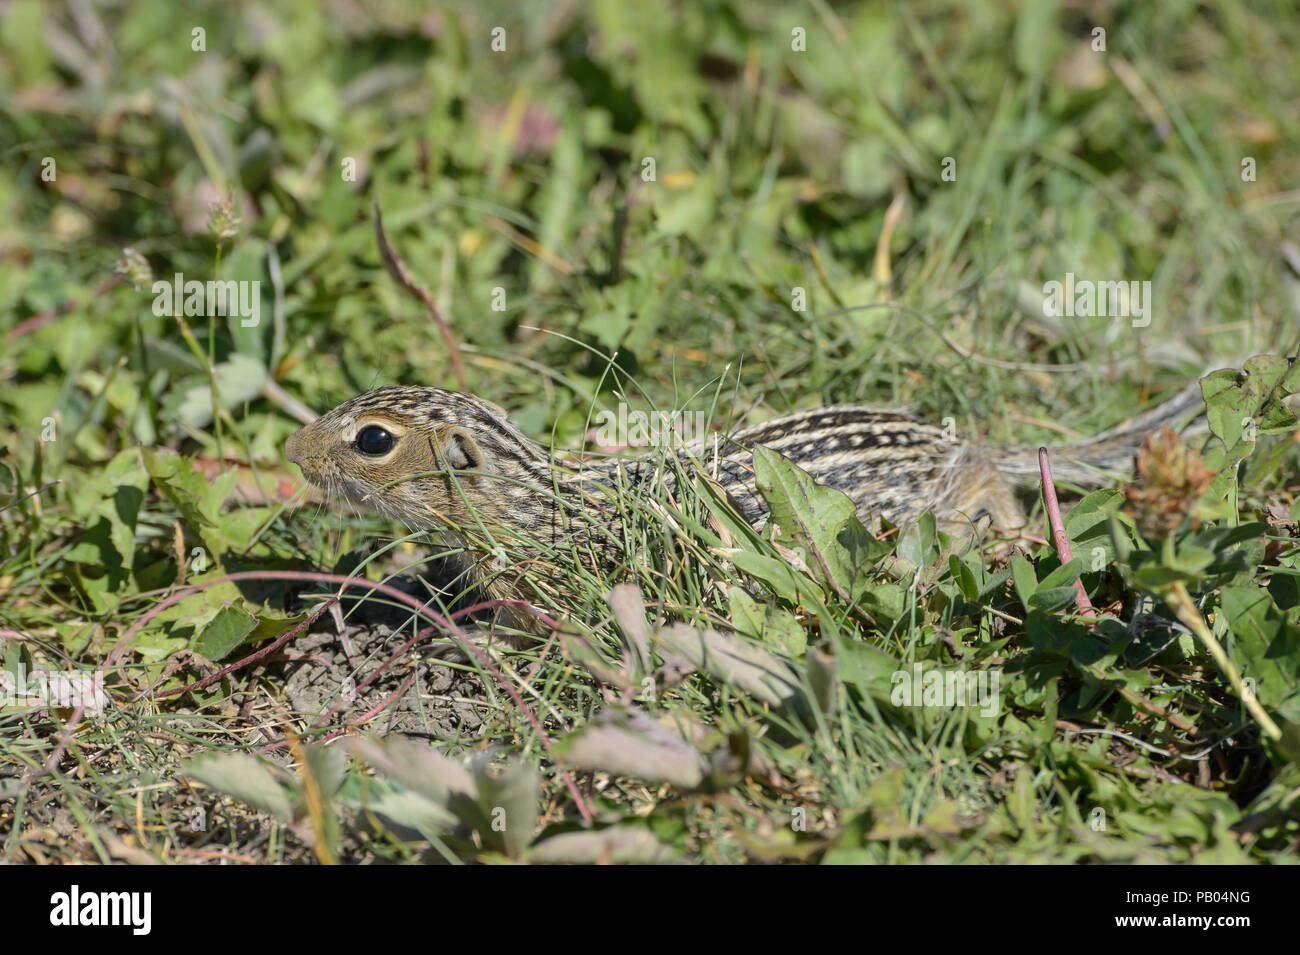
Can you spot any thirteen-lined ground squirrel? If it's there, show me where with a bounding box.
[285,382,1204,638]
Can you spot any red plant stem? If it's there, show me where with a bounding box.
[330,666,425,735]
[1038,447,1097,619]
[285,610,476,736]
[142,599,336,701]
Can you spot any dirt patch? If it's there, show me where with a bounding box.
[264,568,505,740]
[275,624,495,739]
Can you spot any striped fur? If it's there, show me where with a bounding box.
[286,383,1205,634]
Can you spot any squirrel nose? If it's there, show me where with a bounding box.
[285,428,303,466]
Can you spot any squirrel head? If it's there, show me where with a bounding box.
[285,385,555,535]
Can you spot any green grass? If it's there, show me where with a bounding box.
[2,0,1299,864]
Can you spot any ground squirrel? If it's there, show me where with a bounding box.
[285,382,1204,638]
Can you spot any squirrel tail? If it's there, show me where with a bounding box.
[994,380,1206,488]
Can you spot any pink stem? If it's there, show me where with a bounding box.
[1038,447,1097,620]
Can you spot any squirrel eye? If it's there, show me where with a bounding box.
[354,425,395,456]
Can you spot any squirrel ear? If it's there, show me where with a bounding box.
[440,427,485,471]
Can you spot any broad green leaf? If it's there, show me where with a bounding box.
[753,446,868,598]
[473,757,539,858]
[898,512,940,569]
[142,449,236,529]
[653,178,716,239]
[949,554,980,602]
[303,743,348,798]
[174,353,269,429]
[1031,586,1081,613]
[185,752,296,820]
[192,604,258,661]
[654,622,802,710]
[223,240,270,357]
[528,825,682,865]
[1038,558,1082,592]
[728,587,766,638]
[1220,587,1300,710]
[65,449,148,589]
[762,607,808,656]
[351,737,488,837]
[347,785,457,833]
[834,635,901,705]
[1011,556,1038,608]
[1014,0,1061,78]
[1202,356,1300,465]
[730,550,819,607]
[728,587,807,655]
[351,737,476,807]
[556,708,705,790]
[859,582,907,628]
